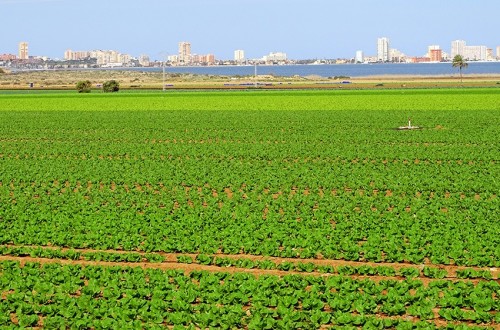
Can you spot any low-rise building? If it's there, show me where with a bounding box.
[139,55,150,67]
[410,57,431,63]
[263,52,287,63]
[0,54,16,61]
[390,49,405,62]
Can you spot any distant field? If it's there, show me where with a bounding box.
[0,89,499,328]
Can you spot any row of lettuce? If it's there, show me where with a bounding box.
[1,261,498,328]
[0,245,495,280]
[1,180,497,267]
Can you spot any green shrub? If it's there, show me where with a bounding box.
[76,80,92,93]
[103,80,120,93]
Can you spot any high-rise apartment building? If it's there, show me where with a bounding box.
[497,46,500,59]
[234,50,245,63]
[430,49,443,62]
[486,49,494,61]
[377,37,390,62]
[178,42,191,64]
[451,40,466,58]
[355,50,364,63]
[205,54,215,65]
[64,49,72,60]
[18,42,29,60]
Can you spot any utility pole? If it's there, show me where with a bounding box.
[159,52,171,92]
[254,62,257,88]
[163,59,166,92]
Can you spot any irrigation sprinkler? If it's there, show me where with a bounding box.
[397,117,422,130]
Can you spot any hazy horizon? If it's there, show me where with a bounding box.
[2,0,499,60]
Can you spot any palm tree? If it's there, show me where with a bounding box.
[452,55,468,83]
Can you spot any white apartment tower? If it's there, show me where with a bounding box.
[377,37,390,62]
[178,42,191,64]
[234,50,245,63]
[19,42,29,60]
[451,40,466,58]
[355,50,364,63]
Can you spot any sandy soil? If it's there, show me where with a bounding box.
[1,69,499,90]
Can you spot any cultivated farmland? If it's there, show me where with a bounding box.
[0,89,499,328]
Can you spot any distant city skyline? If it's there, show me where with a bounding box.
[6,36,498,64]
[1,0,499,60]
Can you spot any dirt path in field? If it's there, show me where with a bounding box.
[2,244,498,280]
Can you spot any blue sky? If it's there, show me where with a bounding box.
[1,0,499,60]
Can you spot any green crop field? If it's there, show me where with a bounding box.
[0,89,499,328]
